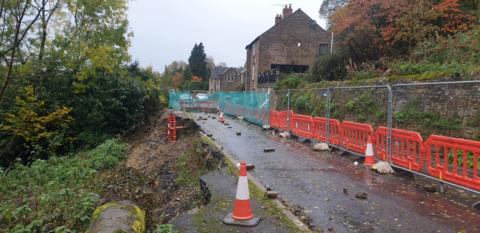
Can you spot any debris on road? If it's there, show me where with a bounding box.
[237,116,244,120]
[371,161,395,174]
[355,192,368,200]
[263,148,275,153]
[423,184,438,193]
[262,125,271,130]
[207,134,213,138]
[266,191,279,199]
[473,201,480,211]
[236,132,241,136]
[343,187,349,196]
[246,164,255,171]
[279,132,290,138]
[313,143,330,151]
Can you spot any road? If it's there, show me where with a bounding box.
[192,112,480,233]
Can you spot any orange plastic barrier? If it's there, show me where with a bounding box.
[168,112,176,142]
[269,110,291,131]
[313,117,342,145]
[291,113,314,139]
[375,127,424,171]
[425,135,480,191]
[341,121,374,154]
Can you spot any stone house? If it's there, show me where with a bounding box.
[245,5,332,91]
[209,66,245,92]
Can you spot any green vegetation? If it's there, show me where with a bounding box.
[175,138,218,187]
[394,98,462,137]
[331,91,387,125]
[311,53,347,82]
[0,0,166,166]
[0,139,128,232]
[153,224,179,233]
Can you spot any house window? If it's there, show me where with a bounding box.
[319,44,329,55]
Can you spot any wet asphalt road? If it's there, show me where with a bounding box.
[192,113,480,233]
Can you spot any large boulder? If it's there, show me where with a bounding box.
[87,201,145,233]
[371,161,395,174]
[313,143,330,151]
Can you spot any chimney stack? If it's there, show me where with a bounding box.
[275,14,282,25]
[283,4,293,19]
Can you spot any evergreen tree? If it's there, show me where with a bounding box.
[188,43,208,81]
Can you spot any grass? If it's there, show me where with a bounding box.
[0,138,129,232]
[175,136,217,187]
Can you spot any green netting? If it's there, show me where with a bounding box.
[169,90,270,125]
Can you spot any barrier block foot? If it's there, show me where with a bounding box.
[223,213,261,227]
[472,201,480,211]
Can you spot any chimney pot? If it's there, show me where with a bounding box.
[275,14,282,25]
[283,4,293,18]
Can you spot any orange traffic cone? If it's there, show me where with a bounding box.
[223,161,261,226]
[219,112,225,124]
[364,136,375,166]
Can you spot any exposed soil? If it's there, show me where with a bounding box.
[97,111,221,232]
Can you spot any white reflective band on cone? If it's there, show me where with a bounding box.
[236,176,250,200]
[366,143,374,156]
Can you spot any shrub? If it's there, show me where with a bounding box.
[275,74,306,90]
[311,53,347,82]
[0,139,128,232]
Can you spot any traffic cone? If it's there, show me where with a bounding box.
[223,161,261,227]
[364,136,375,166]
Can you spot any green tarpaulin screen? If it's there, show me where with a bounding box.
[169,90,270,125]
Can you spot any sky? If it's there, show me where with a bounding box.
[128,0,326,72]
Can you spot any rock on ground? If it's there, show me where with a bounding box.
[313,143,330,151]
[371,161,395,174]
[87,201,145,233]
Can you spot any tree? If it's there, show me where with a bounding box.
[182,66,193,81]
[0,86,72,160]
[188,43,208,81]
[330,0,477,60]
[319,0,350,26]
[311,53,347,81]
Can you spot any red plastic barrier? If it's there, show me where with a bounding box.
[269,110,291,131]
[425,135,480,191]
[291,113,314,139]
[375,127,424,171]
[341,121,374,154]
[313,117,342,145]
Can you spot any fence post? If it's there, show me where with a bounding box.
[325,88,332,144]
[287,89,291,131]
[386,85,393,164]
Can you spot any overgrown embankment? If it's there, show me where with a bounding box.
[0,112,223,232]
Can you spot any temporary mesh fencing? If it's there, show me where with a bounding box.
[169,90,270,125]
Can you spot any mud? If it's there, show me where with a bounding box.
[99,112,221,232]
[192,112,480,233]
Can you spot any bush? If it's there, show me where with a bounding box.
[411,26,480,64]
[311,53,347,82]
[275,74,306,90]
[391,62,475,75]
[0,139,128,232]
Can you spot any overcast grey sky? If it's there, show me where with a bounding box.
[128,0,326,72]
